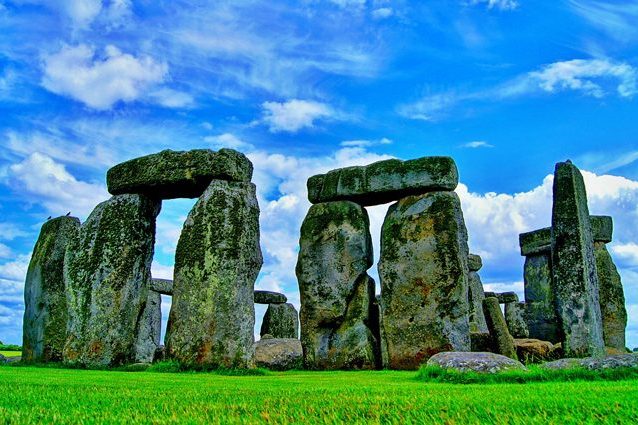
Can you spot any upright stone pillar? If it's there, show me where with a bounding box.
[260,303,299,339]
[379,191,471,370]
[467,254,488,333]
[22,216,80,363]
[166,180,262,368]
[482,297,517,360]
[64,194,160,366]
[551,161,604,357]
[519,228,560,343]
[297,201,378,370]
[134,289,162,363]
[502,292,529,338]
[591,216,627,351]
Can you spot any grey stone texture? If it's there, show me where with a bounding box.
[468,254,483,272]
[594,241,627,351]
[522,247,560,343]
[297,201,378,370]
[541,354,637,371]
[260,303,299,339]
[107,149,253,199]
[254,290,287,304]
[150,278,173,295]
[307,156,458,206]
[482,297,517,360]
[166,179,262,368]
[590,215,613,244]
[551,161,604,358]
[63,194,160,366]
[22,216,80,363]
[379,191,471,370]
[514,338,557,364]
[427,351,527,373]
[254,338,303,371]
[504,298,529,339]
[134,289,161,363]
[468,267,488,334]
[519,227,551,256]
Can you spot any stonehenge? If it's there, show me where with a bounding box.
[21,149,627,370]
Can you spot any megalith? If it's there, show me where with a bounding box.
[134,289,162,363]
[519,228,560,342]
[22,216,80,363]
[63,194,160,366]
[379,191,471,370]
[260,303,299,339]
[501,292,529,338]
[591,216,627,351]
[254,290,287,304]
[297,201,378,370]
[551,161,604,357]
[467,254,488,333]
[165,179,262,368]
[482,297,517,360]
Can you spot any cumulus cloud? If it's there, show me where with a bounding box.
[260,99,335,133]
[400,58,637,121]
[42,44,168,109]
[204,133,255,151]
[5,152,109,217]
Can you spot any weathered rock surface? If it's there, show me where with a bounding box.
[107,149,253,199]
[470,332,493,352]
[483,297,517,360]
[254,338,303,371]
[427,352,527,373]
[594,241,627,351]
[504,297,529,339]
[254,290,287,304]
[468,254,483,272]
[551,161,604,357]
[379,191,471,370]
[590,215,613,244]
[0,354,6,364]
[514,338,556,363]
[522,246,559,343]
[150,278,173,295]
[519,227,551,256]
[308,156,458,206]
[260,303,299,339]
[468,259,488,334]
[498,292,518,304]
[297,201,378,370]
[22,216,80,363]
[134,290,161,363]
[64,194,160,366]
[166,180,262,368]
[541,354,638,371]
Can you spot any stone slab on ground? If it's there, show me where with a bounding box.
[308,156,458,206]
[107,149,253,199]
[254,338,303,371]
[540,354,638,371]
[427,352,527,373]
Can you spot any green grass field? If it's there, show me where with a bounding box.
[0,351,21,358]
[1,366,637,424]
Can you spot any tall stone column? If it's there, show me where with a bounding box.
[297,201,378,370]
[64,194,160,366]
[166,180,262,368]
[22,216,80,363]
[134,289,162,363]
[379,191,470,370]
[551,161,604,357]
[519,228,560,343]
[468,254,488,334]
[502,292,529,338]
[591,216,627,351]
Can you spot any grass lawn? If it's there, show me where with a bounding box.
[0,351,21,358]
[0,366,637,424]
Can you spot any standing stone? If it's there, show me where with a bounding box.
[260,303,299,339]
[468,254,488,333]
[64,194,160,366]
[591,216,627,351]
[503,293,529,338]
[379,191,471,370]
[134,290,162,363]
[520,228,560,343]
[551,161,604,357]
[166,180,262,368]
[297,201,378,370]
[22,217,80,363]
[483,297,517,360]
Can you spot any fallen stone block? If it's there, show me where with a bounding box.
[254,338,303,371]
[427,352,527,373]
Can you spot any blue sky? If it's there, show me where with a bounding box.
[0,0,637,348]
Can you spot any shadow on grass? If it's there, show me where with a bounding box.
[416,364,638,384]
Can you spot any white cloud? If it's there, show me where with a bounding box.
[468,0,519,10]
[261,99,335,133]
[42,44,168,110]
[570,0,638,43]
[612,243,638,267]
[0,223,28,241]
[372,7,393,19]
[340,137,393,148]
[461,141,494,148]
[148,88,194,109]
[0,254,30,283]
[327,0,366,9]
[6,152,109,218]
[400,58,637,121]
[0,243,12,259]
[204,133,255,151]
